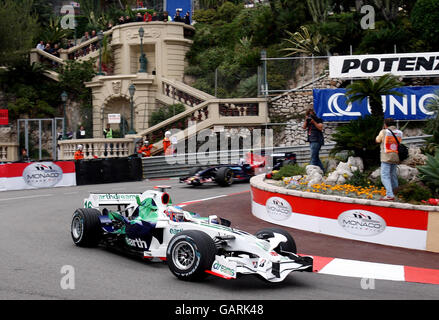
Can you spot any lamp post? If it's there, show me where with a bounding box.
[138,27,147,73]
[97,30,104,75]
[60,91,68,140]
[128,83,136,134]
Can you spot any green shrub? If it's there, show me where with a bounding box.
[397,182,432,204]
[272,164,306,180]
[149,104,186,127]
[345,170,371,188]
[418,148,439,195]
[331,115,383,170]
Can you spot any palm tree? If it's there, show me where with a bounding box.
[345,73,404,118]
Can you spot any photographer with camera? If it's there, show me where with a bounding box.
[303,107,325,172]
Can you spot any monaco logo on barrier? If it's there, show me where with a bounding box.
[329,52,439,78]
[22,162,63,188]
[313,86,438,122]
[337,209,386,236]
[265,197,292,221]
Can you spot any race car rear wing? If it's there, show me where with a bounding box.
[83,193,141,209]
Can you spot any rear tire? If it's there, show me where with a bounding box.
[215,167,233,187]
[255,227,297,254]
[166,230,216,281]
[71,208,102,247]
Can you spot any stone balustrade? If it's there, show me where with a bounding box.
[0,142,19,162]
[57,138,135,160]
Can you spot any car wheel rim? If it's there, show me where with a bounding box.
[72,216,83,240]
[173,241,196,270]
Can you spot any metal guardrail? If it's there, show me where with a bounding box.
[141,135,431,179]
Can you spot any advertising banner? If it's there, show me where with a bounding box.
[251,186,429,250]
[329,52,439,78]
[313,86,439,122]
[0,109,8,125]
[0,161,76,191]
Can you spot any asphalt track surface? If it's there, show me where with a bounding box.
[0,179,438,300]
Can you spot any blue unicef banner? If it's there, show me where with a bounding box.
[313,86,439,121]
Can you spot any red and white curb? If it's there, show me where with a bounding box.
[312,255,439,285]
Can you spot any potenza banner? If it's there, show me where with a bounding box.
[329,52,439,78]
[0,161,76,191]
[313,86,438,122]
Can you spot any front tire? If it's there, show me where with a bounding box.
[166,230,216,281]
[71,208,102,247]
[255,227,297,254]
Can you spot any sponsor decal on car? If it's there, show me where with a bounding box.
[211,256,237,279]
[337,209,386,236]
[170,228,183,235]
[126,237,148,249]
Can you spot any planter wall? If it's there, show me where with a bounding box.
[250,175,439,252]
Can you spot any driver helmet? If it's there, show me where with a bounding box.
[165,131,171,137]
[77,144,83,150]
[165,206,185,222]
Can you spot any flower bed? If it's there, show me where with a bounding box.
[280,176,386,200]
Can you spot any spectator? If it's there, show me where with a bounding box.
[36,40,45,50]
[66,39,74,49]
[163,131,171,154]
[103,123,113,139]
[302,107,324,172]
[184,11,191,25]
[74,145,84,160]
[81,31,90,43]
[44,43,54,54]
[174,10,183,22]
[81,32,90,56]
[151,11,158,21]
[90,30,98,51]
[136,12,143,22]
[76,125,86,139]
[162,11,171,22]
[107,21,113,30]
[53,43,60,57]
[144,11,152,22]
[375,118,403,201]
[20,148,30,162]
[118,16,125,25]
[125,15,132,23]
[138,140,154,157]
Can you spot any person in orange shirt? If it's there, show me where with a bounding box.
[138,140,154,157]
[163,131,172,155]
[74,145,84,160]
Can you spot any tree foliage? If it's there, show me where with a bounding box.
[0,0,40,66]
[0,60,60,120]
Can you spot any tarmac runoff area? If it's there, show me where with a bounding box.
[180,190,439,286]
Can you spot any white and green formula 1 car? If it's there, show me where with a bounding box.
[71,186,313,282]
